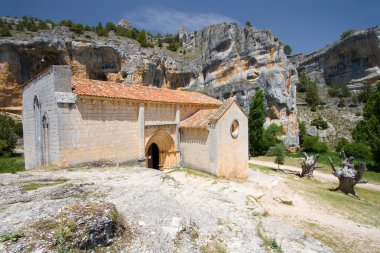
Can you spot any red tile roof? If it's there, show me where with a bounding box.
[179,109,217,129]
[179,97,240,129]
[72,78,222,106]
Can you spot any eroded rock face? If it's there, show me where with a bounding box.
[0,23,299,146]
[291,27,380,89]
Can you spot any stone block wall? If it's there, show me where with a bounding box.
[180,128,213,174]
[22,66,71,169]
[58,98,141,166]
[216,103,248,178]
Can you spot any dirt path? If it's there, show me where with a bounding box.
[249,159,380,192]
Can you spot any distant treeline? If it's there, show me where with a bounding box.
[0,16,185,52]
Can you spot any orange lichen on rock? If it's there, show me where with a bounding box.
[70,60,88,79]
[0,63,22,107]
[286,75,292,94]
[267,47,276,69]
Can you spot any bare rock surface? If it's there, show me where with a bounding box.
[0,167,334,252]
[0,21,298,146]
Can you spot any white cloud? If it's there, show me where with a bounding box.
[126,7,237,34]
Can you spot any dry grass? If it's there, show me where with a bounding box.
[284,175,380,228]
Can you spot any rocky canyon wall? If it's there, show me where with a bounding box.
[0,23,299,146]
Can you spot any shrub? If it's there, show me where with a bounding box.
[266,144,285,169]
[338,98,346,107]
[299,121,307,145]
[0,114,21,156]
[311,116,328,130]
[284,44,292,56]
[336,138,349,152]
[341,29,355,39]
[262,124,284,151]
[328,84,351,98]
[0,26,11,37]
[344,142,373,162]
[245,21,252,27]
[303,136,329,153]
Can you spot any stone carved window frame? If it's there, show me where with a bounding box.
[230,120,239,139]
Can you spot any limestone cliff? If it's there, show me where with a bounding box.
[291,27,380,92]
[0,23,298,146]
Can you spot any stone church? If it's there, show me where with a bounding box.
[22,66,248,178]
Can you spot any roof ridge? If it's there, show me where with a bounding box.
[71,78,222,106]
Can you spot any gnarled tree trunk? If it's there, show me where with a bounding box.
[328,151,367,197]
[300,152,320,177]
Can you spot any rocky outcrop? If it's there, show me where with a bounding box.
[291,27,380,90]
[0,22,298,146]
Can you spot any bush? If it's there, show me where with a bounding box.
[262,124,284,151]
[0,114,21,156]
[284,45,292,56]
[338,98,346,107]
[266,143,285,169]
[344,142,373,162]
[341,29,355,39]
[328,84,351,98]
[0,157,25,174]
[311,116,328,130]
[245,21,252,27]
[299,121,307,145]
[336,138,349,152]
[303,136,329,153]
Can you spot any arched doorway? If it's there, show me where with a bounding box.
[145,130,178,169]
[147,143,159,169]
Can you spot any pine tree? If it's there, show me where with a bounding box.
[249,89,266,156]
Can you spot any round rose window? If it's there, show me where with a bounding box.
[230,120,239,139]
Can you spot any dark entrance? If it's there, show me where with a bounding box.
[147,143,159,169]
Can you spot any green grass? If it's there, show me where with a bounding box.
[0,156,25,174]
[20,178,68,191]
[249,164,276,174]
[0,231,24,243]
[256,153,380,184]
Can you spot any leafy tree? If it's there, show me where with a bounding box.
[262,124,284,151]
[267,143,285,169]
[311,116,328,130]
[303,136,329,153]
[248,89,266,156]
[284,44,292,56]
[158,38,163,48]
[297,71,308,92]
[0,114,21,157]
[352,82,380,170]
[245,21,252,27]
[298,121,307,145]
[305,79,320,107]
[95,22,108,37]
[137,29,154,48]
[0,26,11,37]
[105,22,116,32]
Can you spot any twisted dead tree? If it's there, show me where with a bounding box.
[300,152,320,177]
[328,151,367,197]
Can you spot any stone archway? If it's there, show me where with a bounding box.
[145,130,178,169]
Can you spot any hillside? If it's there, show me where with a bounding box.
[0,17,298,146]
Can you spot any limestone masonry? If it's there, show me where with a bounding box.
[22,65,248,178]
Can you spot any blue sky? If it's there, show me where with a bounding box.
[2,0,379,54]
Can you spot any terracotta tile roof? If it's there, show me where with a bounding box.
[179,109,217,129]
[72,78,222,106]
[179,97,240,129]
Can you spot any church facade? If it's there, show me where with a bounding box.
[22,66,248,178]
